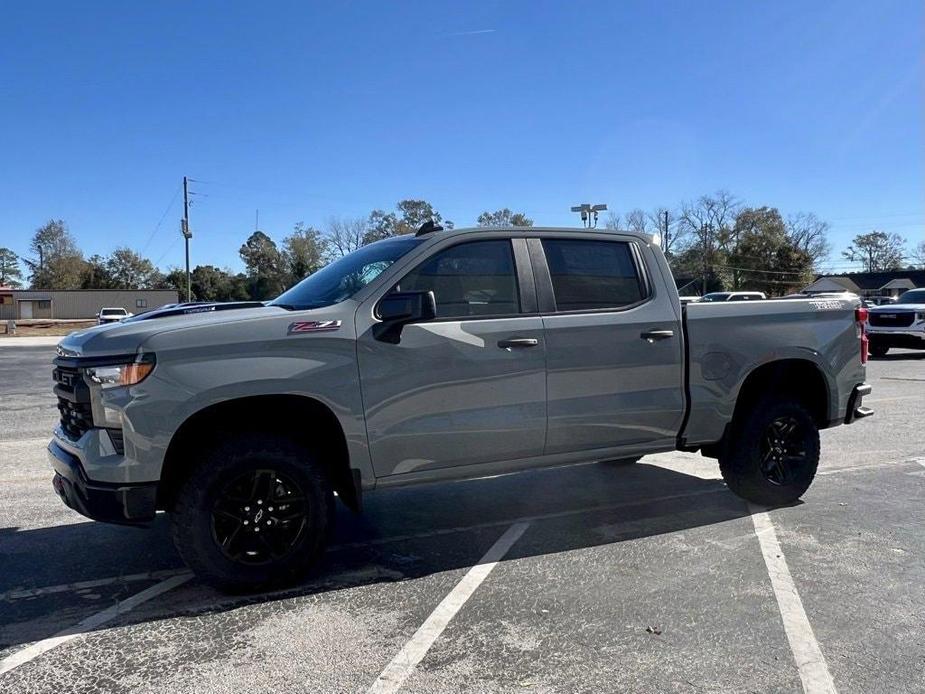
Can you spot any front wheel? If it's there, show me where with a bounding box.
[170,435,333,592]
[719,398,820,506]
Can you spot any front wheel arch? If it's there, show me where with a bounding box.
[158,394,360,513]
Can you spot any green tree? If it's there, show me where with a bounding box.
[104,248,162,289]
[362,199,453,245]
[0,248,23,288]
[25,220,85,289]
[842,231,906,272]
[239,230,285,299]
[476,209,533,227]
[730,207,812,295]
[80,254,114,288]
[283,223,328,285]
[191,265,250,301]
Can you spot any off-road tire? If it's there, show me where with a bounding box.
[170,434,333,593]
[719,397,820,506]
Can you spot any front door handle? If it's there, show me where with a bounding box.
[640,329,675,342]
[498,338,539,349]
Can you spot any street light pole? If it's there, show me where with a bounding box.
[570,203,607,228]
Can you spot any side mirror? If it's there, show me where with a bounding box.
[373,290,436,343]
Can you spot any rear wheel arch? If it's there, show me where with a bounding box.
[732,358,830,430]
[158,394,360,513]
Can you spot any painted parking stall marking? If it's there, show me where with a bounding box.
[750,506,837,694]
[0,572,193,676]
[367,521,530,694]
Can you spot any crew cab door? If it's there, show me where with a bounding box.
[356,237,547,478]
[529,235,684,454]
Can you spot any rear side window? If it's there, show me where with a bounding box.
[397,240,520,319]
[541,239,645,311]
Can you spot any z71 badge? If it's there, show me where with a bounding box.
[287,320,342,335]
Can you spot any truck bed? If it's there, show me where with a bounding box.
[680,296,866,446]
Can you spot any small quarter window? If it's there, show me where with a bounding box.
[542,239,645,311]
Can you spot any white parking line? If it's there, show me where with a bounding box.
[0,572,192,676]
[0,569,188,602]
[750,507,836,694]
[366,521,530,694]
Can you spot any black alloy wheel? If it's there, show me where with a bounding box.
[760,416,809,486]
[211,469,309,566]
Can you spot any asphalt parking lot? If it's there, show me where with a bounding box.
[0,344,923,693]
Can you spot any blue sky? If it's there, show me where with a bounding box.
[1,0,922,274]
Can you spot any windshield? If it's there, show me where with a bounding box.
[895,289,925,305]
[701,293,730,302]
[271,236,422,310]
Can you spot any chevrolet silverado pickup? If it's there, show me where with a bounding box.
[48,225,873,590]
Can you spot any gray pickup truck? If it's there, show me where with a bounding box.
[49,225,873,590]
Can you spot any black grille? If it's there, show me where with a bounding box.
[869,312,915,328]
[53,365,93,440]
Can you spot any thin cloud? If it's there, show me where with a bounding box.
[449,29,496,37]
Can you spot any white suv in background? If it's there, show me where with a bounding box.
[96,307,132,325]
[866,288,925,357]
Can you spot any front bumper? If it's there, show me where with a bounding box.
[48,440,157,524]
[844,383,874,425]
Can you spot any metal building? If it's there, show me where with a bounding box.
[0,289,179,320]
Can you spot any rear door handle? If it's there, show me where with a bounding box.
[498,338,539,349]
[640,329,675,342]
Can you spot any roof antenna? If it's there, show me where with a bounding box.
[415,220,444,236]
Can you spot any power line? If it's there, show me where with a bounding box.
[139,185,182,256]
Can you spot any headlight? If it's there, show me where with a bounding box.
[85,356,155,389]
[916,311,925,321]
[83,354,156,429]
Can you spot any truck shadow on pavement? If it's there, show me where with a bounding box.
[1,461,757,651]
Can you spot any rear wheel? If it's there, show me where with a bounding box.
[170,434,333,592]
[719,398,820,506]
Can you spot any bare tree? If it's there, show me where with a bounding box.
[624,209,650,235]
[909,240,925,268]
[603,211,621,230]
[325,216,367,258]
[675,191,741,291]
[842,231,906,272]
[785,212,831,268]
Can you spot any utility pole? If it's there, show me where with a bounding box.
[701,222,713,296]
[181,176,192,302]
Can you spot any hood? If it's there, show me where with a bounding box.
[868,303,925,312]
[58,304,291,358]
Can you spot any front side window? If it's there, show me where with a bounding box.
[396,240,520,319]
[542,239,645,311]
